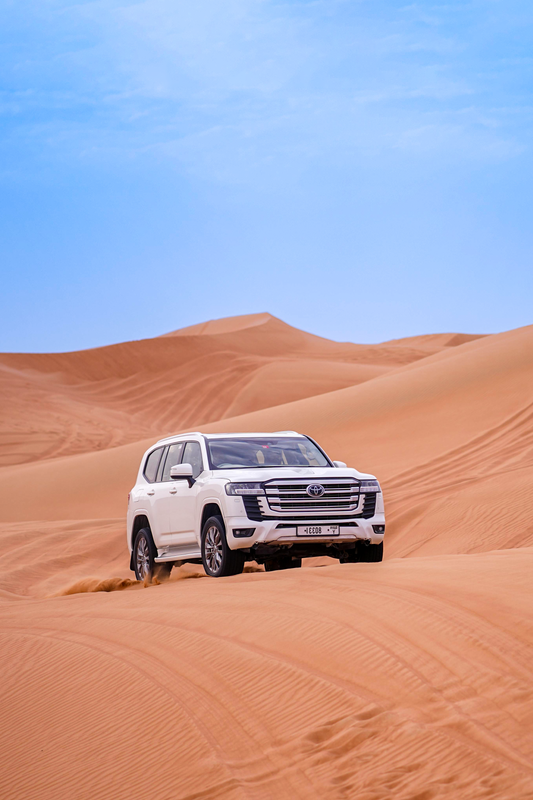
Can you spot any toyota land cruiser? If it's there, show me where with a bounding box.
[127,431,385,579]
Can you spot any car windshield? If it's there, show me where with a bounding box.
[207,437,330,469]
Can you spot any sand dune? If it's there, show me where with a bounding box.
[0,313,478,467]
[2,322,531,559]
[1,312,532,799]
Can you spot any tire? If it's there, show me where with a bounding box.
[133,527,158,581]
[265,555,302,572]
[358,542,383,562]
[344,541,383,563]
[201,516,245,577]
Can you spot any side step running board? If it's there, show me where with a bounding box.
[155,548,201,563]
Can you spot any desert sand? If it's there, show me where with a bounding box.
[1,313,532,799]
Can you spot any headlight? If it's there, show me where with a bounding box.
[225,483,264,496]
[359,480,381,492]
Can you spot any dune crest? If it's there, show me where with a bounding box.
[163,311,276,336]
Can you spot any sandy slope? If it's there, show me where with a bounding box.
[1,312,532,799]
[1,552,532,800]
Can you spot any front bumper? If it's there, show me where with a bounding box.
[226,514,385,549]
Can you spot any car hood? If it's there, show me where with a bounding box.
[211,466,377,483]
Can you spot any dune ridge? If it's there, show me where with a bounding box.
[1,312,532,799]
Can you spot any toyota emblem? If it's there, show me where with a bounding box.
[306,484,325,498]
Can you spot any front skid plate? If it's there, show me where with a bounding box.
[274,537,358,544]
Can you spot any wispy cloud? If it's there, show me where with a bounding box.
[1,0,531,184]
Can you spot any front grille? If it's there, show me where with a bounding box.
[361,493,377,518]
[242,483,379,522]
[264,479,360,515]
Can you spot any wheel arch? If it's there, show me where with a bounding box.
[201,502,223,534]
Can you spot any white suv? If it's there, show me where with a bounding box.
[127,431,385,579]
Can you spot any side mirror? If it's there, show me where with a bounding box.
[170,463,195,486]
[332,460,347,468]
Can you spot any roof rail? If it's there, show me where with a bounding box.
[156,431,204,444]
[273,430,300,435]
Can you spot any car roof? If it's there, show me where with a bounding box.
[155,431,303,445]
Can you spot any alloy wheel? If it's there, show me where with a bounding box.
[205,525,223,573]
[136,535,151,579]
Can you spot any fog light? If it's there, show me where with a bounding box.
[372,524,385,534]
[233,528,256,538]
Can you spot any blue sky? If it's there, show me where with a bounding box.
[1,0,532,351]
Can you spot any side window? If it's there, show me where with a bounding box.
[182,441,204,479]
[144,447,164,483]
[156,446,169,482]
[161,442,185,482]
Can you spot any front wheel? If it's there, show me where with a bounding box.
[201,516,245,577]
[359,542,383,562]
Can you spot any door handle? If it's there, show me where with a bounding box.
[147,490,155,496]
[169,488,177,494]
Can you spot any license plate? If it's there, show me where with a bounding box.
[297,525,339,537]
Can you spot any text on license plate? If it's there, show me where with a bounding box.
[297,525,339,536]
